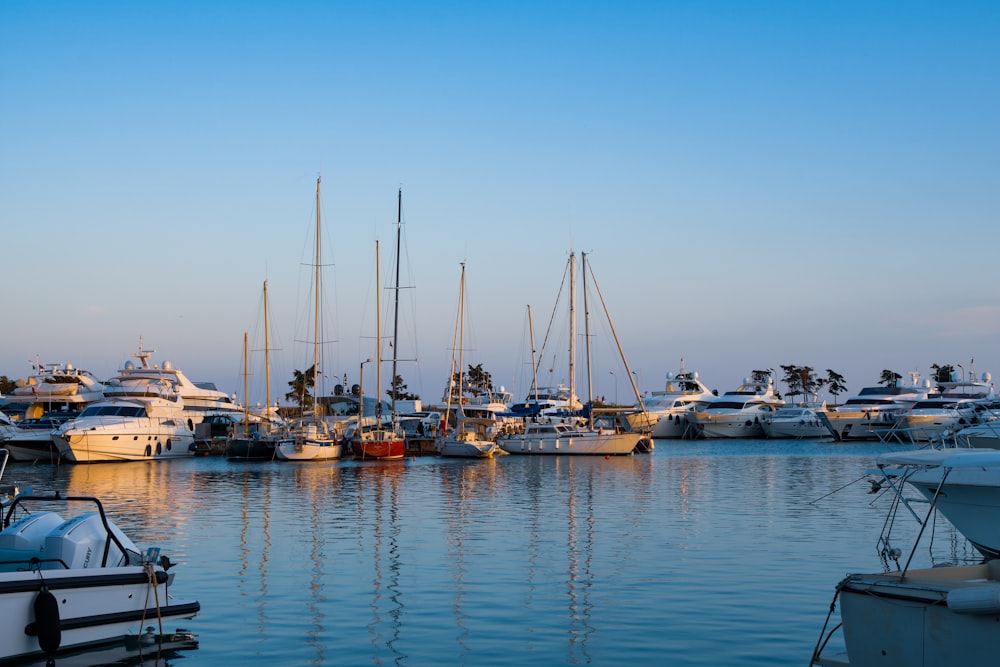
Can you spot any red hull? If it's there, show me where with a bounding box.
[351,438,405,460]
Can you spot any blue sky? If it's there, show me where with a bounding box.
[2,1,998,406]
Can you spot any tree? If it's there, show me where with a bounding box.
[285,365,317,410]
[780,365,824,400]
[0,375,14,395]
[387,374,419,402]
[465,364,493,396]
[930,363,955,390]
[824,369,848,404]
[879,369,902,387]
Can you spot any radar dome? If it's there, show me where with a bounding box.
[983,372,992,383]
[163,361,173,370]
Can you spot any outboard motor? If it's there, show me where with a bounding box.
[44,512,140,569]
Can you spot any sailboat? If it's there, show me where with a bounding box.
[437,262,499,458]
[276,177,344,461]
[497,251,646,456]
[226,281,290,460]
[350,190,407,460]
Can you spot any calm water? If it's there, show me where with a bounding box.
[6,439,971,666]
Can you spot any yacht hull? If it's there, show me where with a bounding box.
[498,431,640,455]
[57,427,195,463]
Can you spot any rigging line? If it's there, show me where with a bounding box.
[534,256,572,383]
[807,474,869,505]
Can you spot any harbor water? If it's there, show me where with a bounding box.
[6,439,970,666]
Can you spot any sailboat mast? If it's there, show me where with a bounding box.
[582,252,593,414]
[243,332,249,425]
[313,176,322,417]
[390,188,402,417]
[568,251,577,410]
[458,261,466,419]
[528,305,539,402]
[263,280,271,414]
[375,240,382,419]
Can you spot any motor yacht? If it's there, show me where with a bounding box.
[53,396,196,463]
[818,372,928,441]
[688,371,784,438]
[644,364,716,438]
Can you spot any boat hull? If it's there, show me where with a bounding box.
[818,409,902,441]
[57,427,195,463]
[351,438,406,460]
[438,439,497,458]
[905,469,1000,559]
[275,440,342,461]
[224,437,278,461]
[691,413,765,439]
[2,433,63,463]
[835,563,1000,667]
[0,566,199,662]
[650,411,700,439]
[498,431,640,455]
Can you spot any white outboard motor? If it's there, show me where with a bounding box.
[0,512,66,569]
[0,511,65,551]
[44,512,141,569]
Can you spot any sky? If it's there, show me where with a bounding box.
[2,1,998,407]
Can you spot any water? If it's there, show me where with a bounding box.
[5,440,972,666]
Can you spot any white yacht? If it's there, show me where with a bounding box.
[507,384,583,419]
[53,396,196,463]
[644,364,716,438]
[818,372,929,441]
[876,448,1000,559]
[103,339,242,429]
[890,372,995,443]
[1,363,107,462]
[688,372,784,439]
[437,417,499,458]
[498,251,645,456]
[760,403,830,439]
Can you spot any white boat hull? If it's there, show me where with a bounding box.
[834,562,1000,667]
[819,409,902,441]
[275,440,342,460]
[650,410,700,439]
[57,424,195,463]
[691,412,766,439]
[438,439,497,458]
[498,431,640,455]
[0,566,200,662]
[905,467,1000,559]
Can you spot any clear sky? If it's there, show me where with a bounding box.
[2,1,998,407]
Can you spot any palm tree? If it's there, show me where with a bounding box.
[285,364,317,410]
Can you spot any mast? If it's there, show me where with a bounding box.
[313,176,322,417]
[263,280,271,416]
[242,332,249,425]
[568,251,577,410]
[390,188,402,417]
[528,305,539,402]
[582,251,593,418]
[457,261,466,419]
[375,239,382,422]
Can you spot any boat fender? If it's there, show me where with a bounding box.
[31,586,61,657]
[156,442,162,455]
[947,583,1000,614]
[144,444,152,457]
